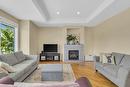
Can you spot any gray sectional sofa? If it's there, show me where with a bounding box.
[94,52,130,87]
[0,51,38,82]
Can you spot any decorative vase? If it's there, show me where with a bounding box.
[69,41,74,45]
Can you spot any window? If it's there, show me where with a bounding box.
[0,17,18,54]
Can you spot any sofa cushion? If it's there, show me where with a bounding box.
[112,52,124,65]
[20,59,37,67]
[103,64,120,77]
[0,54,18,66]
[9,64,25,81]
[96,62,111,68]
[120,55,130,68]
[18,61,32,73]
[9,71,24,81]
[9,57,37,81]
[14,51,26,63]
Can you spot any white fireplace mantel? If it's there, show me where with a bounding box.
[64,44,84,62]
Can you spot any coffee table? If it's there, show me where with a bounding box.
[24,64,75,82]
[41,64,63,81]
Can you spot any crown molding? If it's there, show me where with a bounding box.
[86,0,115,23]
[32,0,50,21]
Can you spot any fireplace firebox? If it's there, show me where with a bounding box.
[69,50,79,60]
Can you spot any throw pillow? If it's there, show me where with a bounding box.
[100,53,107,63]
[100,53,116,64]
[14,51,26,63]
[120,55,130,67]
[0,54,18,66]
[0,67,9,75]
[103,56,115,64]
[0,62,15,73]
[112,52,124,65]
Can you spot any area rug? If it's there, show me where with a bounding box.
[24,64,76,83]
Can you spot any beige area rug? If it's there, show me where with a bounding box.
[24,64,76,83]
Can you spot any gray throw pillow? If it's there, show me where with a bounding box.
[120,55,130,67]
[14,51,26,63]
[0,54,18,66]
[112,52,124,65]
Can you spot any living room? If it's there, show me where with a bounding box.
[0,0,130,87]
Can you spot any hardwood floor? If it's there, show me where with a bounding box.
[39,61,117,87]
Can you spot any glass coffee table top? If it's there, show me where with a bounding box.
[24,64,75,83]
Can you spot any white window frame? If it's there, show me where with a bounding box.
[0,16,19,53]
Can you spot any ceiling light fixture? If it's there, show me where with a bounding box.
[56,11,60,15]
[77,11,80,15]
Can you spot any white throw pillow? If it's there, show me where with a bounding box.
[101,55,108,63]
[0,62,15,73]
[0,67,9,74]
[100,53,115,64]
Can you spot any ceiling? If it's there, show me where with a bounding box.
[0,0,130,27]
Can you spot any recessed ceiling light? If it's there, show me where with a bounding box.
[56,11,60,15]
[77,11,80,15]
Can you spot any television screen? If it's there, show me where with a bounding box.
[44,44,58,52]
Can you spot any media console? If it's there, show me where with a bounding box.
[40,52,60,61]
[40,44,60,61]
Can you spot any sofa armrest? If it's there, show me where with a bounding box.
[93,56,100,62]
[118,67,130,87]
[0,77,14,84]
[75,77,92,87]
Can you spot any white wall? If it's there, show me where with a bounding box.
[30,22,39,55]
[85,28,94,55]
[85,8,130,55]
[37,27,66,59]
[19,20,30,54]
[19,20,39,55]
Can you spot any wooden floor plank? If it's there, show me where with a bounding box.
[39,61,117,87]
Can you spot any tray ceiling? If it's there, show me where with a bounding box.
[0,0,130,27]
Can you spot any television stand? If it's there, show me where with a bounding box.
[40,52,60,61]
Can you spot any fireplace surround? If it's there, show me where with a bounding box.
[64,44,84,62]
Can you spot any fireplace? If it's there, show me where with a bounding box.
[64,44,84,62]
[69,50,79,60]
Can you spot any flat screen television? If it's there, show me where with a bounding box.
[44,44,58,52]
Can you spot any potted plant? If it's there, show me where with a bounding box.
[67,34,77,45]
